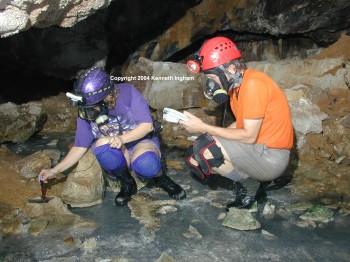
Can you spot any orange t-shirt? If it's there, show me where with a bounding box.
[229,69,294,149]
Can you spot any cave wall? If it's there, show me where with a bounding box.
[0,0,349,103]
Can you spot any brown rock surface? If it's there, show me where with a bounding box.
[312,33,350,60]
[0,147,66,210]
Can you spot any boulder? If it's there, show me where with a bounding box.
[0,102,47,143]
[124,57,203,110]
[13,151,51,179]
[61,150,105,208]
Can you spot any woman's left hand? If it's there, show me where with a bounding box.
[108,136,123,149]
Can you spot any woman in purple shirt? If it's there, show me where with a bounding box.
[38,67,186,206]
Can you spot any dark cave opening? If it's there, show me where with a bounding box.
[104,0,202,70]
[0,0,202,104]
[0,69,73,104]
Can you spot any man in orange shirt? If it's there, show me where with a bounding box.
[181,36,294,210]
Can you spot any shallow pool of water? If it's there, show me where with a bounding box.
[1,132,349,261]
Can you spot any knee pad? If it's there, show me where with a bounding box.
[185,133,224,179]
[131,151,161,178]
[185,145,206,180]
[94,144,126,171]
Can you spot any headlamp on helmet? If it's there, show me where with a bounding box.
[186,52,203,74]
[186,60,201,74]
[66,92,83,107]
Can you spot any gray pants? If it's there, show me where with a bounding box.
[216,137,290,182]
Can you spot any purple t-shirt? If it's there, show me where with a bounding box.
[74,83,153,148]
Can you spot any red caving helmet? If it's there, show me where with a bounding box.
[187,36,241,73]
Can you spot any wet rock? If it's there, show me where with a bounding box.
[217,212,226,220]
[13,151,51,179]
[295,219,317,229]
[128,193,177,231]
[81,237,97,252]
[210,202,225,209]
[182,225,202,240]
[262,202,275,218]
[300,205,334,223]
[318,223,326,228]
[155,253,176,262]
[156,205,178,215]
[285,202,313,212]
[222,208,261,231]
[276,209,292,220]
[29,218,48,236]
[189,196,207,203]
[62,237,83,253]
[181,184,191,191]
[109,258,130,262]
[248,202,258,213]
[339,207,350,216]
[46,139,59,146]
[23,197,96,237]
[206,190,222,198]
[261,229,277,240]
[61,150,105,208]
[320,198,337,206]
[0,102,47,143]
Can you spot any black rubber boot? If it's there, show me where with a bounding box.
[114,168,137,206]
[154,174,186,200]
[255,181,269,204]
[225,181,268,211]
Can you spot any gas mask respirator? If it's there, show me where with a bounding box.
[204,78,229,104]
[66,92,109,127]
[78,102,109,126]
[201,67,243,104]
